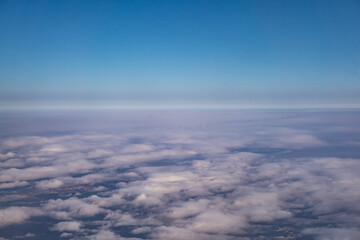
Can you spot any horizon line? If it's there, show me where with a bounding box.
[0,103,359,111]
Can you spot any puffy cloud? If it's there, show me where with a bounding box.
[87,149,114,159]
[0,110,360,239]
[104,149,198,167]
[43,197,103,219]
[0,152,15,160]
[166,199,209,219]
[39,144,68,153]
[233,192,292,222]
[0,136,51,150]
[104,210,160,227]
[188,210,248,234]
[0,207,42,227]
[51,221,82,232]
[0,158,25,168]
[87,229,142,240]
[131,226,152,234]
[36,179,64,189]
[0,159,96,182]
[151,226,243,240]
[88,230,119,240]
[0,181,28,189]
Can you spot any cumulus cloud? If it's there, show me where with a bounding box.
[87,149,114,159]
[36,179,64,189]
[0,110,359,239]
[233,192,292,222]
[39,144,68,153]
[188,210,247,234]
[51,221,82,232]
[0,136,51,150]
[43,197,103,219]
[0,207,42,227]
[0,181,28,189]
[166,199,209,219]
[87,229,142,240]
[0,152,15,160]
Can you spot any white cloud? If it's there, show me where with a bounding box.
[88,230,119,240]
[87,229,142,240]
[87,149,114,159]
[36,179,64,189]
[51,221,82,232]
[0,111,359,239]
[43,197,103,219]
[0,181,28,189]
[0,207,42,227]
[152,226,241,240]
[39,144,68,153]
[233,192,292,222]
[0,152,15,160]
[166,199,209,219]
[188,210,248,234]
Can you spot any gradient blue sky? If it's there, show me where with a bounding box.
[0,0,359,109]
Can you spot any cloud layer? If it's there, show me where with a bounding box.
[0,110,359,239]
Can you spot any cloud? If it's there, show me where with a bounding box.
[13,233,35,239]
[0,207,42,227]
[0,152,15,160]
[39,144,68,153]
[51,221,82,232]
[0,137,51,150]
[166,199,209,219]
[104,148,198,167]
[0,181,28,189]
[36,179,64,189]
[87,229,142,240]
[87,149,114,159]
[151,226,244,240]
[0,159,96,182]
[188,210,248,234]
[253,127,326,149]
[104,210,160,227]
[43,197,103,219]
[121,144,155,154]
[131,226,152,234]
[302,228,360,240]
[0,111,360,239]
[233,192,292,222]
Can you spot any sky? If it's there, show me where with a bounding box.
[0,0,360,109]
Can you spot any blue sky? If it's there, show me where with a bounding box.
[0,0,359,109]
